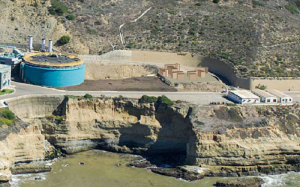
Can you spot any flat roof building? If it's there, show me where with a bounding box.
[0,46,23,66]
[267,90,293,104]
[228,90,260,104]
[252,89,277,104]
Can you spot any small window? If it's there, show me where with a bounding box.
[267,99,271,103]
[289,99,292,102]
[282,99,285,102]
[273,99,277,102]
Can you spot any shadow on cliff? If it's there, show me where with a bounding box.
[118,101,195,167]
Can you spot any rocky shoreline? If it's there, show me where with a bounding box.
[0,95,299,184]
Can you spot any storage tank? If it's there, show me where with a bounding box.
[21,52,85,87]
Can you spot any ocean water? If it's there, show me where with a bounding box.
[10,150,300,187]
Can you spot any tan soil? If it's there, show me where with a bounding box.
[59,77,176,92]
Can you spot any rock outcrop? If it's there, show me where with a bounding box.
[0,96,299,182]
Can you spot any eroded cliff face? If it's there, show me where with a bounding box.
[1,96,299,182]
[0,122,53,182]
[187,105,300,176]
[40,96,193,155]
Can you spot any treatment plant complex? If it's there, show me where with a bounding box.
[1,36,86,87]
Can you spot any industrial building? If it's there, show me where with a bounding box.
[17,36,86,87]
[252,89,277,104]
[228,90,260,104]
[267,90,293,104]
[0,64,11,90]
[0,45,23,66]
[21,52,85,87]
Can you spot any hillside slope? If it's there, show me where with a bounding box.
[0,0,299,78]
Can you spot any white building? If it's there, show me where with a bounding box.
[252,89,277,104]
[228,90,260,104]
[0,64,11,90]
[267,90,293,104]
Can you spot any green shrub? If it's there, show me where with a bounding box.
[55,115,65,123]
[0,118,13,126]
[66,14,75,20]
[252,0,265,8]
[139,95,158,103]
[48,0,67,16]
[87,28,97,34]
[1,108,15,121]
[126,42,135,49]
[57,35,71,45]
[255,84,267,90]
[84,93,93,99]
[157,95,174,106]
[0,89,14,96]
[285,3,299,14]
[296,0,300,8]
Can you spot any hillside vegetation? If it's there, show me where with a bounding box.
[0,0,299,78]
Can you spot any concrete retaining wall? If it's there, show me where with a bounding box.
[85,63,157,80]
[200,57,251,89]
[6,96,64,121]
[250,78,300,91]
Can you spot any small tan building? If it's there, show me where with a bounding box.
[187,71,197,81]
[177,72,185,81]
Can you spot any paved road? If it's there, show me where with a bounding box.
[0,81,229,105]
[2,81,298,105]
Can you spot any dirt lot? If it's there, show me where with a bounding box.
[59,77,176,92]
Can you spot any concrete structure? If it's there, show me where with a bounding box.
[159,63,209,82]
[21,52,85,87]
[198,70,206,78]
[165,64,180,71]
[0,46,23,66]
[252,89,277,104]
[187,71,197,81]
[197,67,208,74]
[201,56,300,91]
[228,90,260,104]
[48,40,53,53]
[28,35,33,52]
[41,38,46,52]
[267,90,293,104]
[0,64,11,90]
[177,72,185,81]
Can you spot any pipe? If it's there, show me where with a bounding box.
[48,39,53,53]
[41,38,46,52]
[28,35,33,52]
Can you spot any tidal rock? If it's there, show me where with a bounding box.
[11,162,51,174]
[215,177,264,187]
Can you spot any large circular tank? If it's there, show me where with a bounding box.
[22,52,85,87]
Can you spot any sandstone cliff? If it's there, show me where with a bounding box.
[0,96,299,182]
